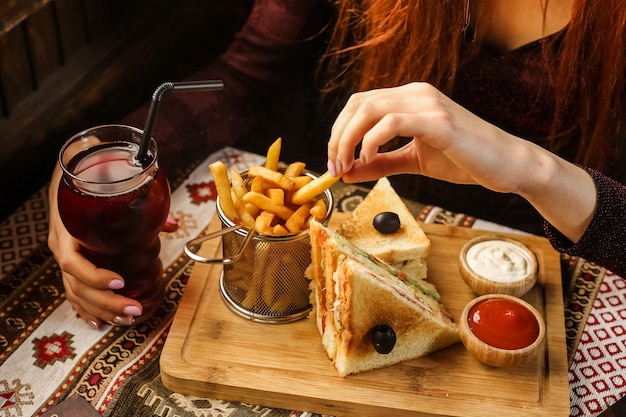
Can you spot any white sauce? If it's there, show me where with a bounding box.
[465,240,533,283]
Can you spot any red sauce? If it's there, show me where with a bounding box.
[468,298,539,350]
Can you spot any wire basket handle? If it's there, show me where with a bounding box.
[184,225,256,264]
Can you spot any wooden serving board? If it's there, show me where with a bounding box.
[160,212,569,417]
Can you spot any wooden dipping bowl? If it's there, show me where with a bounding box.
[459,294,546,368]
[459,235,538,297]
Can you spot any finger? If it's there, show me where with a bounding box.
[332,86,427,176]
[55,245,125,291]
[328,90,377,175]
[70,295,137,327]
[52,228,141,325]
[342,145,418,183]
[342,105,435,177]
[71,302,104,329]
[357,112,412,165]
[63,272,141,326]
[161,215,179,233]
[51,219,130,293]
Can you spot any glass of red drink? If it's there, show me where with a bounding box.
[57,124,171,324]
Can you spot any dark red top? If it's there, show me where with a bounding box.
[545,168,626,277]
[120,0,626,275]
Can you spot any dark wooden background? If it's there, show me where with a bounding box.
[0,0,251,219]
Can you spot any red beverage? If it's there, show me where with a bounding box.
[58,125,171,322]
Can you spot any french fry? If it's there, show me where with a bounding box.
[272,224,289,235]
[255,211,275,235]
[247,165,294,190]
[283,161,306,177]
[265,137,282,171]
[304,214,317,230]
[290,175,313,189]
[243,191,294,221]
[278,252,310,306]
[232,190,256,229]
[209,161,239,222]
[230,168,248,199]
[240,284,259,310]
[285,202,312,234]
[290,171,340,205]
[262,256,282,307]
[309,198,328,220]
[245,202,260,217]
[210,138,339,236]
[250,176,265,193]
[241,245,269,309]
[267,188,285,205]
[269,293,293,314]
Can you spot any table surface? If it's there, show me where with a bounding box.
[0,146,624,417]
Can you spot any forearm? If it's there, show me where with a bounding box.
[544,167,626,276]
[516,144,596,243]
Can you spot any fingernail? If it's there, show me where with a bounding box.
[359,150,367,165]
[109,279,124,290]
[335,157,344,176]
[113,316,134,326]
[162,215,179,232]
[327,160,336,177]
[123,305,142,316]
[88,320,100,330]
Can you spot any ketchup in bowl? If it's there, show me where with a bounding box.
[467,297,539,350]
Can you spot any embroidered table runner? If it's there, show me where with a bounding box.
[0,147,624,417]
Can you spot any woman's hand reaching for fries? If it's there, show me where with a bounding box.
[327,82,526,190]
[326,82,597,244]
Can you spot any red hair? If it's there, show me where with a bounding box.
[320,0,626,178]
[556,0,626,172]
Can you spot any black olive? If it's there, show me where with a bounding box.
[371,324,396,354]
[373,212,401,234]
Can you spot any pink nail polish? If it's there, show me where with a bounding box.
[161,215,179,233]
[359,151,367,165]
[166,216,178,227]
[109,279,124,290]
[327,160,336,177]
[123,306,142,316]
[113,316,134,326]
[335,157,344,176]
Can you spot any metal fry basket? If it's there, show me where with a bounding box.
[184,171,333,324]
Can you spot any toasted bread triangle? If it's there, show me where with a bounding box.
[336,177,430,279]
[307,220,459,377]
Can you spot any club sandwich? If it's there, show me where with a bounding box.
[307,220,460,376]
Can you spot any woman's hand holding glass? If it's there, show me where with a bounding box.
[48,165,178,329]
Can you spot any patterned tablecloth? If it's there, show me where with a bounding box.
[0,147,625,417]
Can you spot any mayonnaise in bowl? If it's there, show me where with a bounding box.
[459,236,538,296]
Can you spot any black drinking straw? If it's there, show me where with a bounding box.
[135,80,224,164]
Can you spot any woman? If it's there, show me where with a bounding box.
[324,0,626,274]
[327,82,626,278]
[48,0,626,326]
[321,0,625,234]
